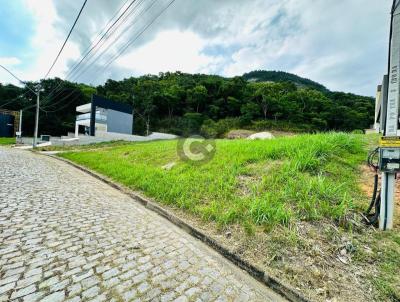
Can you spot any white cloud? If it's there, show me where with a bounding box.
[116,30,222,75]
[0,57,22,66]
[0,0,394,96]
[0,0,81,86]
[22,0,81,80]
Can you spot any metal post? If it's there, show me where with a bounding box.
[19,109,22,133]
[33,88,40,147]
[380,173,395,230]
[379,0,400,231]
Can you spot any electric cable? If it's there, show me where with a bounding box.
[0,91,31,109]
[44,0,89,79]
[39,0,176,113]
[101,0,176,72]
[39,0,143,108]
[69,0,152,82]
[364,147,381,226]
[64,0,138,81]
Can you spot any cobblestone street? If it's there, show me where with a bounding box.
[0,148,284,302]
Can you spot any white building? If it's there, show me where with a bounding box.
[75,95,133,138]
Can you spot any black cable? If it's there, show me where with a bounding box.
[44,0,89,79]
[40,0,141,107]
[40,0,176,112]
[70,0,151,82]
[41,0,161,107]
[102,0,176,72]
[0,91,31,109]
[65,0,138,81]
[366,174,379,215]
[364,147,381,226]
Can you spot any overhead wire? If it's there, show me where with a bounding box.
[40,0,176,113]
[39,0,142,109]
[64,0,139,81]
[44,0,89,79]
[68,0,152,82]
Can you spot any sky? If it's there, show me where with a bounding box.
[0,0,394,96]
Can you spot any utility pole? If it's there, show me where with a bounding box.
[375,0,400,231]
[0,64,42,147]
[18,110,22,134]
[33,84,41,147]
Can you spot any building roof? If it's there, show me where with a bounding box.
[92,95,133,115]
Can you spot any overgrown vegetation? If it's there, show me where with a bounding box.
[0,137,15,145]
[60,133,365,227]
[57,133,399,301]
[0,70,374,136]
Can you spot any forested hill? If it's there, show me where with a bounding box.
[0,70,374,137]
[243,70,329,93]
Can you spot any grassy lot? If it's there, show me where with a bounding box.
[0,137,15,145]
[61,133,364,226]
[59,133,399,301]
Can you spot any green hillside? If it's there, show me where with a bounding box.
[0,71,374,136]
[243,70,329,92]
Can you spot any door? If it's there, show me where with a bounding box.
[0,113,15,137]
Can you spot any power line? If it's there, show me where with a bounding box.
[64,0,138,81]
[70,0,155,82]
[102,0,176,72]
[39,0,141,108]
[0,91,31,109]
[0,64,38,96]
[0,64,25,84]
[44,0,89,79]
[40,0,176,112]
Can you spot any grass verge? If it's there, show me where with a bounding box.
[0,137,15,145]
[60,133,364,228]
[58,132,399,301]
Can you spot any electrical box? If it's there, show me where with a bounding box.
[379,147,400,172]
[40,135,51,142]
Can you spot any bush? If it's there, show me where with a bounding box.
[183,113,204,135]
[248,120,312,132]
[200,118,241,138]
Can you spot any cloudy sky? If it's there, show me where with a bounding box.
[0,0,394,96]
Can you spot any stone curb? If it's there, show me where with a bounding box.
[44,153,311,302]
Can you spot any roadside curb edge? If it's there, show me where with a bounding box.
[45,153,311,302]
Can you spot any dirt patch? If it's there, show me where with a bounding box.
[359,165,400,229]
[225,130,255,139]
[156,164,398,302]
[225,129,295,139]
[167,207,380,302]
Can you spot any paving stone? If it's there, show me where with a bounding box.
[82,286,100,299]
[0,275,20,287]
[3,267,25,278]
[16,274,42,288]
[0,282,15,295]
[41,291,65,302]
[0,148,283,302]
[22,292,45,302]
[10,284,36,299]
[102,268,119,280]
[39,276,59,289]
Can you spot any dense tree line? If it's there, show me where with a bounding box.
[0,70,374,137]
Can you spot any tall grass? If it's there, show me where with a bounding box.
[60,133,366,228]
[0,137,15,145]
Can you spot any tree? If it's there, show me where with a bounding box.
[133,79,158,136]
[187,85,207,113]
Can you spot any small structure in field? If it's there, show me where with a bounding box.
[225,130,255,139]
[247,132,275,140]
